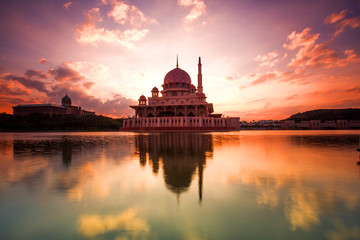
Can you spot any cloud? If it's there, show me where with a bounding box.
[78,208,149,238]
[178,0,207,22]
[76,7,150,48]
[240,71,280,88]
[39,58,47,64]
[285,94,298,101]
[225,76,234,81]
[0,72,50,94]
[0,79,31,96]
[344,86,360,93]
[284,28,360,68]
[239,69,310,90]
[107,0,157,27]
[255,51,279,67]
[246,98,267,103]
[63,1,72,10]
[0,60,137,117]
[25,69,48,79]
[49,84,136,116]
[324,10,347,24]
[49,62,85,82]
[82,81,96,89]
[324,10,360,36]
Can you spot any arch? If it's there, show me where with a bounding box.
[158,111,175,117]
[187,106,195,116]
[147,113,154,117]
[175,82,180,88]
[187,112,195,116]
[176,106,185,116]
[197,106,207,117]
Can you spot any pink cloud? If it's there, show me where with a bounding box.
[76,7,149,48]
[48,62,85,82]
[107,1,157,27]
[255,51,279,67]
[83,81,96,89]
[178,0,206,22]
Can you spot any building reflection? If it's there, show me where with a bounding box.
[61,139,73,167]
[135,133,213,202]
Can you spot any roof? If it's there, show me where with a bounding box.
[164,67,191,85]
[13,104,66,108]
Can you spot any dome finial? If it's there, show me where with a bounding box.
[176,54,179,68]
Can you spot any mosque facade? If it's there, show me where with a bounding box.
[122,57,240,131]
[12,94,95,117]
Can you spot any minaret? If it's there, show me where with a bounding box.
[197,57,203,94]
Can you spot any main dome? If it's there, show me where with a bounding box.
[62,94,72,104]
[164,67,191,85]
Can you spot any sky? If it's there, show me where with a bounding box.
[0,0,360,121]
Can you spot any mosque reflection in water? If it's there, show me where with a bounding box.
[135,133,213,202]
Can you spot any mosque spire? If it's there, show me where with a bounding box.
[197,56,203,94]
[176,54,179,68]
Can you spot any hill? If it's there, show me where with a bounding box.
[0,113,124,131]
[286,108,360,123]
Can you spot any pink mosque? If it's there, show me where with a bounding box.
[121,57,240,131]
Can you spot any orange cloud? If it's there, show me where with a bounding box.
[39,58,47,64]
[324,10,347,24]
[63,1,72,10]
[324,10,360,36]
[284,28,360,68]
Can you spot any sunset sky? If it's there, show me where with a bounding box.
[1,0,360,120]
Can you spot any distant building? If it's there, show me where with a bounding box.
[122,57,240,131]
[12,94,95,117]
[281,120,360,129]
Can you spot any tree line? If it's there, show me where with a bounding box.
[0,113,124,131]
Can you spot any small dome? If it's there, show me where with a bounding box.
[62,94,72,104]
[152,87,159,92]
[197,92,206,97]
[164,68,191,85]
[190,84,196,89]
[139,95,146,101]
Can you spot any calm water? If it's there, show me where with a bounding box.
[0,130,360,240]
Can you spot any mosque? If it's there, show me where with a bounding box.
[122,57,240,131]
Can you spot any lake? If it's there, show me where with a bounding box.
[0,130,360,240]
